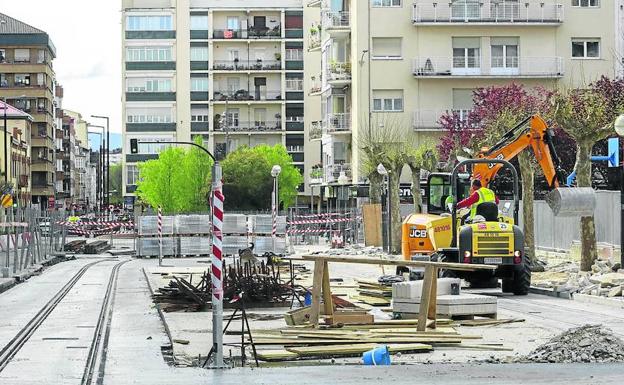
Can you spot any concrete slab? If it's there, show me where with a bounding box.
[394,294,498,317]
[393,278,461,300]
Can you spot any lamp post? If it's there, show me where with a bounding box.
[271,165,282,253]
[377,163,390,253]
[91,115,109,216]
[338,171,349,243]
[613,114,624,268]
[88,124,105,213]
[2,98,7,184]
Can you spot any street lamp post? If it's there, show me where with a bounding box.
[613,115,624,268]
[88,124,105,214]
[92,116,109,216]
[271,165,282,254]
[2,98,7,184]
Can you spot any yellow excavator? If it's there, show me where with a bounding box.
[400,115,596,294]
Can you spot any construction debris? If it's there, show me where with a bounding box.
[63,239,86,253]
[84,240,111,254]
[521,325,624,363]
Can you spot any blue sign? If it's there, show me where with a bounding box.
[608,137,619,168]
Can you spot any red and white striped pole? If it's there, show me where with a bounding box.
[210,162,226,368]
[157,205,163,267]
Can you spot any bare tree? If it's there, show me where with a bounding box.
[406,141,439,214]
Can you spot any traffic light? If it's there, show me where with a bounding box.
[130,138,138,154]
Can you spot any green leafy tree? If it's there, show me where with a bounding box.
[178,136,213,212]
[221,144,302,211]
[108,164,123,205]
[136,147,186,214]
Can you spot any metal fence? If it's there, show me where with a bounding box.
[0,207,65,278]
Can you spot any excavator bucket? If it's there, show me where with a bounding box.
[545,187,596,217]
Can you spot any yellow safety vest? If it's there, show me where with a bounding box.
[470,187,496,218]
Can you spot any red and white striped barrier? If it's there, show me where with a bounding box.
[287,217,355,225]
[57,221,135,228]
[211,183,225,301]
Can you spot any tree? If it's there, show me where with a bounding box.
[136,147,186,214]
[135,137,213,214]
[358,114,412,253]
[108,164,122,205]
[552,77,624,271]
[406,141,439,214]
[438,83,554,263]
[221,144,302,211]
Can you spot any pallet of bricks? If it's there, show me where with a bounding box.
[136,215,176,258]
[176,215,212,257]
[250,215,287,254]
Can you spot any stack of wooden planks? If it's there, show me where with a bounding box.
[250,319,511,361]
[351,279,392,306]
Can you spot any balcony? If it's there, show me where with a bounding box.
[212,60,281,71]
[412,56,563,78]
[213,89,282,102]
[327,62,351,85]
[323,113,351,134]
[322,11,350,33]
[213,26,282,40]
[213,120,282,133]
[412,1,564,25]
[31,159,54,173]
[310,121,322,140]
[18,175,29,188]
[309,34,321,51]
[413,109,472,130]
[324,163,352,184]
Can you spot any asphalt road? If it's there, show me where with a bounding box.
[0,255,623,384]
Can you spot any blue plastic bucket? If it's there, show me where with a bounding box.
[362,345,391,366]
[304,292,312,306]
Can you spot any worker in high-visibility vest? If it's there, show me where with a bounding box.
[456,179,499,220]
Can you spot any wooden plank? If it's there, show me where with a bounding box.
[309,260,325,327]
[439,343,514,352]
[331,312,374,325]
[458,318,525,327]
[362,203,382,247]
[427,266,438,330]
[322,260,334,321]
[351,295,390,306]
[301,255,496,271]
[284,306,311,326]
[256,350,300,361]
[286,343,432,357]
[417,265,435,332]
[250,337,463,345]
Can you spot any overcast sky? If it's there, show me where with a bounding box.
[3,1,122,139]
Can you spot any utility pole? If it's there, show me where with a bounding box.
[91,115,109,213]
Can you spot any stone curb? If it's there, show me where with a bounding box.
[529,286,573,299]
[573,293,624,308]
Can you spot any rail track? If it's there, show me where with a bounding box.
[0,258,130,385]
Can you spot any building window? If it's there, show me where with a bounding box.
[14,49,30,63]
[126,15,173,31]
[191,78,209,91]
[372,0,402,7]
[126,107,173,123]
[126,46,173,62]
[14,74,31,86]
[191,105,209,122]
[285,48,303,61]
[126,78,172,92]
[572,39,600,58]
[190,15,209,30]
[286,79,304,91]
[285,15,303,29]
[452,37,481,73]
[372,37,402,59]
[452,89,474,121]
[491,37,519,69]
[572,0,599,7]
[227,17,240,30]
[372,90,403,112]
[190,46,209,61]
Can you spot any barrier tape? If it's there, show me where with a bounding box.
[57,221,135,227]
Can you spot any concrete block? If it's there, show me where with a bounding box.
[392,278,461,300]
[393,294,497,317]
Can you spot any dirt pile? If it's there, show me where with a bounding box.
[522,325,624,363]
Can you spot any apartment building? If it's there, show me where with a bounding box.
[0,12,57,206]
[0,100,32,207]
[121,0,308,206]
[57,110,92,210]
[304,0,624,191]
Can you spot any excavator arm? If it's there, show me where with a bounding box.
[472,115,568,188]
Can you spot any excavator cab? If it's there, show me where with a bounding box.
[426,173,471,215]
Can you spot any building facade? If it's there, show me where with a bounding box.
[57,110,92,210]
[121,0,309,205]
[0,101,32,207]
[304,0,624,190]
[0,12,57,207]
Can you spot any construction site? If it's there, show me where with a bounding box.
[1,113,624,385]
